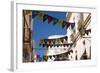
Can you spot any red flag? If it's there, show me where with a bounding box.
[48,39,52,44]
[66,22,70,29]
[48,16,53,24]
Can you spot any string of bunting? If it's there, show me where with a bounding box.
[36,49,73,61]
[32,11,75,29]
[39,36,67,46]
[39,36,73,48]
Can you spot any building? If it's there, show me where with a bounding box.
[45,12,91,61]
[23,10,35,62]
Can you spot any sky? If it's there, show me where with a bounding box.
[32,10,67,57]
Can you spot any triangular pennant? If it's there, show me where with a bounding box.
[60,37,64,43]
[40,39,43,44]
[67,51,70,55]
[46,44,49,48]
[52,39,56,44]
[41,39,45,45]
[80,49,88,59]
[71,23,75,29]
[56,38,60,43]
[49,56,52,59]
[44,39,47,44]
[37,54,40,59]
[65,36,68,41]
[43,44,45,47]
[62,24,65,28]
[42,56,46,61]
[66,22,71,28]
[48,39,52,44]
[56,55,59,58]
[53,18,58,25]
[60,44,63,47]
[86,31,88,35]
[45,56,48,61]
[43,14,48,22]
[63,44,66,47]
[66,44,69,47]
[56,44,59,47]
[37,12,44,19]
[89,29,91,33]
[57,20,63,27]
[87,29,91,33]
[62,21,66,28]
[32,11,38,18]
[48,16,53,24]
[53,55,56,58]
[50,45,53,48]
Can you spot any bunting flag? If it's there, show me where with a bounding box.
[85,29,91,36]
[36,54,42,62]
[44,39,47,44]
[52,39,56,44]
[45,56,48,61]
[49,56,52,59]
[50,45,53,48]
[32,11,75,29]
[39,36,68,46]
[43,14,48,22]
[32,11,38,18]
[48,16,53,24]
[56,38,60,43]
[86,32,89,35]
[64,36,68,41]
[37,54,40,58]
[39,36,74,48]
[37,12,44,19]
[42,56,48,61]
[43,48,76,61]
[66,44,70,47]
[43,44,45,47]
[62,21,66,28]
[42,56,46,61]
[56,44,59,47]
[71,23,75,29]
[53,18,58,25]
[39,39,45,44]
[53,55,56,58]
[66,22,71,28]
[46,43,49,48]
[60,37,64,43]
[48,39,52,44]
[57,20,63,27]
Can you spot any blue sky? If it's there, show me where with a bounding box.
[32,10,67,57]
